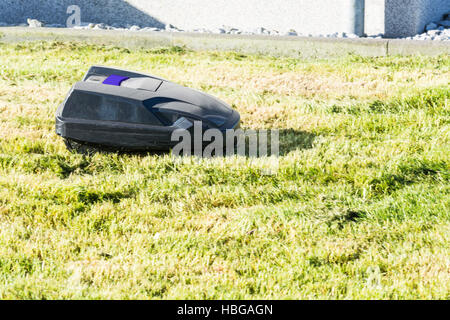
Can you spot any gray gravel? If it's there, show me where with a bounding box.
[403,19,450,41]
[1,14,449,42]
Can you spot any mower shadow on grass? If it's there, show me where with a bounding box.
[277,128,316,156]
[64,129,316,158]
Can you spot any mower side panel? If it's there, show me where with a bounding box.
[56,116,177,150]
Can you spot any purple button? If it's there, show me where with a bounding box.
[103,74,129,86]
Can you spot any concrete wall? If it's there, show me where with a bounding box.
[365,0,385,36]
[364,0,450,37]
[385,0,450,37]
[0,0,166,28]
[0,0,366,34]
[124,0,365,35]
[0,0,449,37]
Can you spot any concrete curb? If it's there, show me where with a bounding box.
[387,39,450,56]
[0,27,449,58]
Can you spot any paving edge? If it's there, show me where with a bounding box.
[0,27,449,58]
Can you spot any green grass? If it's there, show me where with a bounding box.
[0,41,449,299]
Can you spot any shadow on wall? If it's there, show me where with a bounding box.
[0,0,165,28]
[384,0,450,38]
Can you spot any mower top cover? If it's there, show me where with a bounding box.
[55,66,240,152]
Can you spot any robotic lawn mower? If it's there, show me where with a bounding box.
[55,66,240,153]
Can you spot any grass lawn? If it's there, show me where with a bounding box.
[0,41,448,299]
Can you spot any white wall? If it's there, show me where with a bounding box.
[365,0,385,36]
[0,0,449,37]
[128,0,365,35]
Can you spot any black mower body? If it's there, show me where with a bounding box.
[55,66,240,151]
